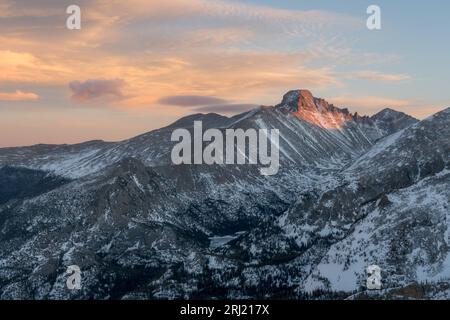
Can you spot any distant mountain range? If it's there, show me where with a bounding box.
[0,90,449,299]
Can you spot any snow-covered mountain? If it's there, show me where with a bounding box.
[0,90,416,177]
[1,90,448,300]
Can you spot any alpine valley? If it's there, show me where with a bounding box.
[0,90,449,300]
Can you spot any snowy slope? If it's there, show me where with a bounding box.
[1,91,447,300]
[281,108,450,295]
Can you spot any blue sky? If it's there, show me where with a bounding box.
[1,0,449,146]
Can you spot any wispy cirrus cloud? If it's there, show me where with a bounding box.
[0,0,385,112]
[0,0,351,109]
[104,0,357,33]
[0,90,39,101]
[343,70,411,82]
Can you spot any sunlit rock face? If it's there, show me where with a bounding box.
[276,90,356,129]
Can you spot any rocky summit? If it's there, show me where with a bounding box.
[0,90,449,300]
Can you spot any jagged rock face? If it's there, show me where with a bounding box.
[0,91,448,300]
[277,90,355,129]
[276,89,418,137]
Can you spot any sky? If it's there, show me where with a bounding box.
[1,0,450,147]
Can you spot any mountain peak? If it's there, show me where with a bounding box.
[276,89,354,129]
[371,107,418,134]
[274,90,420,133]
[277,89,316,113]
[372,108,411,120]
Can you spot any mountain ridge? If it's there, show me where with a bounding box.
[0,90,448,300]
[0,90,420,179]
[1,89,419,149]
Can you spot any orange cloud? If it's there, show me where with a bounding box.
[0,90,39,101]
[0,50,72,84]
[0,0,414,116]
[0,0,361,110]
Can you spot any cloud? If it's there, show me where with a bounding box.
[195,103,258,114]
[158,95,228,107]
[0,0,75,18]
[157,94,259,115]
[0,90,39,101]
[0,0,413,115]
[0,0,359,110]
[69,79,125,103]
[0,50,72,84]
[104,0,357,34]
[344,71,410,82]
[330,95,410,110]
